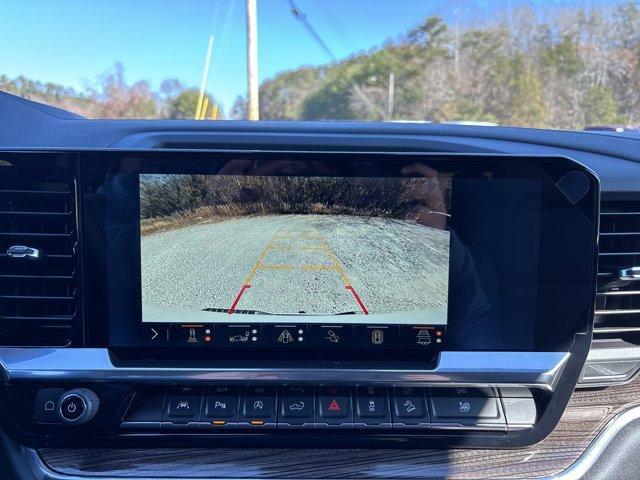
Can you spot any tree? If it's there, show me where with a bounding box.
[167,89,219,119]
[583,86,622,126]
[230,96,247,120]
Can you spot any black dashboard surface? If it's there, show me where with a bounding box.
[1,92,640,199]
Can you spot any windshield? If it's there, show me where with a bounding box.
[2,0,639,130]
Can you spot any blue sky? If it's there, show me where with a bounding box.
[0,0,622,114]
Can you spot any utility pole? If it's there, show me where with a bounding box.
[388,72,395,119]
[246,0,259,120]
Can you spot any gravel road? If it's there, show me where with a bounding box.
[142,214,449,322]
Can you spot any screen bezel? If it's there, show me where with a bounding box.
[78,150,599,361]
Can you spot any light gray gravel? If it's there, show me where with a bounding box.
[141,214,449,319]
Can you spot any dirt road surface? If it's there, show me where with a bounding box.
[142,214,449,319]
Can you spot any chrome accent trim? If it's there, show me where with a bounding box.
[6,245,41,259]
[619,266,640,280]
[0,348,569,390]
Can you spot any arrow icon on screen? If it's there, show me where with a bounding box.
[150,328,158,341]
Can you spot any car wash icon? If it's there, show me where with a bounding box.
[416,328,431,346]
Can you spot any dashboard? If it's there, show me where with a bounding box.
[0,92,639,479]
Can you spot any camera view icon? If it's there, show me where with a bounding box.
[229,331,250,343]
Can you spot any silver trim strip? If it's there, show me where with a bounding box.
[0,348,569,390]
[23,403,640,480]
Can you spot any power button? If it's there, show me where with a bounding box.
[58,388,99,425]
[60,394,85,421]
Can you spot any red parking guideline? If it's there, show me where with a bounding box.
[228,284,251,314]
[345,286,369,315]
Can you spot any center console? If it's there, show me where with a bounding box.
[0,150,598,448]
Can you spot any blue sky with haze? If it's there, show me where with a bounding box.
[0,0,623,113]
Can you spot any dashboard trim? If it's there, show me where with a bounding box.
[0,348,569,390]
[28,403,640,480]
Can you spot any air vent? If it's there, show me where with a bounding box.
[580,201,640,386]
[0,156,80,346]
[595,201,640,341]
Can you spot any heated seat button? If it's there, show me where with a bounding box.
[34,388,64,424]
[317,387,353,428]
[429,396,506,429]
[391,387,429,427]
[430,396,499,419]
[240,386,277,427]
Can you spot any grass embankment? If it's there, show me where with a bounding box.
[140,175,451,236]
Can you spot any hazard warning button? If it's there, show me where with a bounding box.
[317,387,353,427]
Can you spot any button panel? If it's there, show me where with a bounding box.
[122,386,535,432]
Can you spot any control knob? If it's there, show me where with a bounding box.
[58,388,99,425]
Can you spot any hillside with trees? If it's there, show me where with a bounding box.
[246,2,640,129]
[2,2,639,129]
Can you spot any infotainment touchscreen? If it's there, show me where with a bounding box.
[139,174,451,328]
[80,151,598,359]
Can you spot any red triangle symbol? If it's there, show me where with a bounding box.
[328,399,341,411]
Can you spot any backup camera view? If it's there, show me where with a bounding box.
[140,172,451,325]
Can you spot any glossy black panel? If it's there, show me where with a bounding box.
[74,151,598,358]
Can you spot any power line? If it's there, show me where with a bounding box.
[287,0,337,62]
[285,0,387,119]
